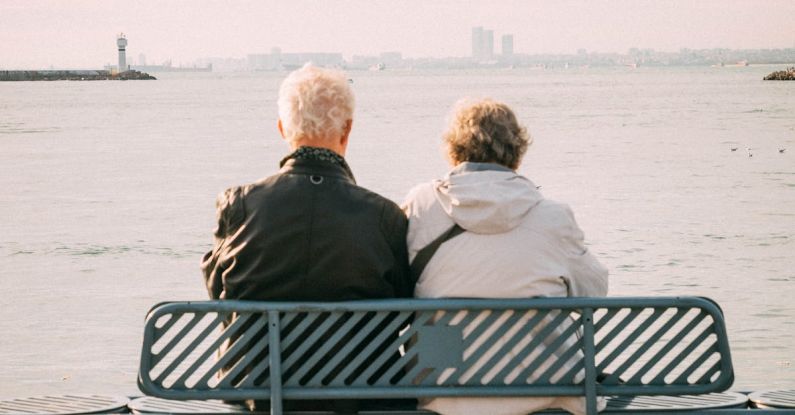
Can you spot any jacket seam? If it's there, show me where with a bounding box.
[305,178,317,277]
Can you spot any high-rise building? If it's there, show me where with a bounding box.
[117,33,128,72]
[502,34,514,57]
[472,27,484,59]
[483,30,494,60]
[472,26,499,60]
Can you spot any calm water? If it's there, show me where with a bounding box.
[0,66,793,398]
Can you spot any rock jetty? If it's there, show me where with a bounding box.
[0,70,156,81]
[763,67,795,80]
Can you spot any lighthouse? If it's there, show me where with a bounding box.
[117,33,128,73]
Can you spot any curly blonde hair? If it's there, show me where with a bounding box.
[443,99,531,170]
[278,63,354,143]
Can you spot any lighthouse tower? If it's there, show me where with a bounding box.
[117,34,128,73]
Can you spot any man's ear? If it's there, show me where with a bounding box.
[340,119,353,146]
[278,119,286,139]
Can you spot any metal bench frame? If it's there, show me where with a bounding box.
[138,297,734,415]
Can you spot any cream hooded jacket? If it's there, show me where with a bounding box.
[402,162,609,415]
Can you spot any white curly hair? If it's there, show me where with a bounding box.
[277,63,355,144]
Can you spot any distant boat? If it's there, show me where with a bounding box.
[369,63,385,71]
[720,60,750,68]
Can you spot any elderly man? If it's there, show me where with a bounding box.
[201,64,413,412]
[202,64,412,302]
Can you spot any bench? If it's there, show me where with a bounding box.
[138,297,735,415]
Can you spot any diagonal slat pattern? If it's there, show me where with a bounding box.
[139,297,733,402]
[599,308,684,384]
[488,310,550,382]
[510,311,581,385]
[336,311,415,385]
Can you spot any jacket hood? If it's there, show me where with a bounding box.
[433,162,543,234]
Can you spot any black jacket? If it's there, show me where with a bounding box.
[201,157,414,301]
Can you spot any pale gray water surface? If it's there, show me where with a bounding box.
[0,67,793,398]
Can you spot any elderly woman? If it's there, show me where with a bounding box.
[402,99,608,415]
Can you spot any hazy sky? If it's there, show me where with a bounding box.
[2,0,794,69]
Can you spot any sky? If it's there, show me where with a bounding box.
[1,0,794,69]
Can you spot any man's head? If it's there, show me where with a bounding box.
[277,63,355,155]
[443,98,531,170]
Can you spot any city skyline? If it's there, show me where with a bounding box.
[2,0,794,69]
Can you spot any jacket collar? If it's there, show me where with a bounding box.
[279,157,357,184]
[449,161,514,176]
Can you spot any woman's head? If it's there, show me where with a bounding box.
[443,99,531,170]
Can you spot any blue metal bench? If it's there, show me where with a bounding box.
[138,297,735,415]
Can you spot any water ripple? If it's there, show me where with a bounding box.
[0,122,60,135]
[2,242,205,259]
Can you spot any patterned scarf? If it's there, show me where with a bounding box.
[280,146,353,177]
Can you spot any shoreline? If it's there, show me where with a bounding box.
[0,69,156,81]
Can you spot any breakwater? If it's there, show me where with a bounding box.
[0,70,156,81]
[763,67,795,80]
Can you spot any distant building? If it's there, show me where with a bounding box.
[196,57,247,72]
[472,26,498,61]
[483,30,494,59]
[472,27,484,59]
[248,49,343,71]
[138,53,147,66]
[285,53,343,68]
[502,34,514,57]
[379,52,403,65]
[247,53,280,70]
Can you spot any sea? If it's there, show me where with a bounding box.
[0,66,793,398]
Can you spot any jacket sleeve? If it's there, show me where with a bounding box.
[381,201,415,298]
[200,186,246,299]
[558,205,609,297]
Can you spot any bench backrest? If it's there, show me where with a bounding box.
[138,297,733,414]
